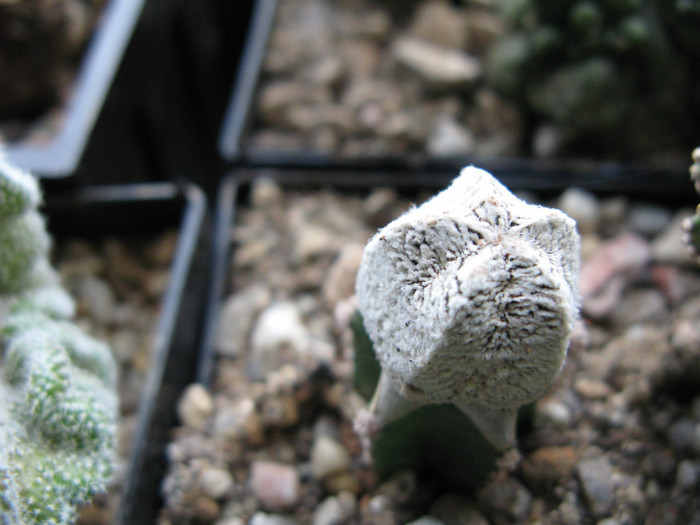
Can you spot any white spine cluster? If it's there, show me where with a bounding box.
[355,167,580,449]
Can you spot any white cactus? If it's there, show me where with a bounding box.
[355,166,580,450]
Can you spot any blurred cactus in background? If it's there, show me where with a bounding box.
[682,148,700,259]
[486,0,700,160]
[0,153,118,525]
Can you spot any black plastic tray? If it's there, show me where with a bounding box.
[45,181,209,524]
[218,0,692,196]
[4,0,145,178]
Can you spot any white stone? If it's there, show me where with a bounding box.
[249,302,309,380]
[557,187,600,234]
[312,492,356,525]
[427,115,475,157]
[212,398,257,440]
[248,512,298,525]
[311,435,352,480]
[199,466,234,500]
[177,383,213,431]
[216,285,271,358]
[392,37,481,88]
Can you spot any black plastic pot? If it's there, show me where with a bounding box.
[4,0,145,178]
[44,181,209,525]
[218,0,692,197]
[76,0,257,189]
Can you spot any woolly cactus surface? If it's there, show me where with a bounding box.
[355,167,580,451]
[0,153,118,525]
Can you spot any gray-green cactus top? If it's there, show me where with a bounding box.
[0,153,119,525]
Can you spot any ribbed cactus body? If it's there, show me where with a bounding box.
[355,167,580,451]
[0,153,119,525]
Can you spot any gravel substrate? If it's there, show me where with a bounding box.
[246,0,523,161]
[160,177,700,525]
[52,230,177,525]
[244,0,693,164]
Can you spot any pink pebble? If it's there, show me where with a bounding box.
[250,460,300,511]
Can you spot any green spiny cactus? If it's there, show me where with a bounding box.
[486,0,698,159]
[0,153,119,525]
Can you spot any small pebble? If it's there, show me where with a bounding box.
[597,519,621,525]
[577,457,615,518]
[406,517,446,525]
[311,435,352,480]
[199,466,235,500]
[177,384,214,431]
[193,496,221,522]
[538,400,572,426]
[250,461,301,512]
[574,378,612,400]
[249,302,309,379]
[251,178,284,208]
[557,187,600,234]
[676,460,700,489]
[626,204,672,237]
[521,446,577,490]
[667,418,696,451]
[248,512,299,525]
[431,493,489,525]
[392,36,481,88]
[312,492,356,525]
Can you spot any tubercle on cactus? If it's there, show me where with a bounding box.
[0,152,119,525]
[354,167,580,453]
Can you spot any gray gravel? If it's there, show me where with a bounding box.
[160,179,700,525]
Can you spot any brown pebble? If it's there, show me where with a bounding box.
[521,446,577,492]
[574,377,612,400]
[194,495,220,522]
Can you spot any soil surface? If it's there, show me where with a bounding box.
[160,177,700,525]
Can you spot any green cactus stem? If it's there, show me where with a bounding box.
[0,153,119,525]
